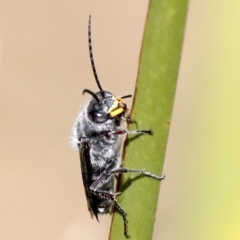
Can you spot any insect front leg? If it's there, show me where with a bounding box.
[108,128,153,136]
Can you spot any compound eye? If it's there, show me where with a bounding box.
[88,110,108,123]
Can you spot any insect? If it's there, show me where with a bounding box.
[70,15,165,237]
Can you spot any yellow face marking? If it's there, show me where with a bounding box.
[108,96,119,113]
[108,96,127,117]
[109,107,125,117]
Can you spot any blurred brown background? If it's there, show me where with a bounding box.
[1,1,240,240]
[0,1,149,239]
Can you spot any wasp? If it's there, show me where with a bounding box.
[70,15,165,237]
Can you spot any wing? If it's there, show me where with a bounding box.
[79,142,99,221]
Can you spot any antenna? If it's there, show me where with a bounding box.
[88,15,104,97]
[82,89,100,103]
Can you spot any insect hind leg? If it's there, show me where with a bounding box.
[89,167,164,237]
[90,188,129,237]
[113,199,129,237]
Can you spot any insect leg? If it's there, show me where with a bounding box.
[101,167,164,237]
[110,167,165,180]
[89,171,129,237]
[90,188,129,237]
[113,199,129,237]
[91,167,165,194]
[90,171,120,198]
[90,181,129,237]
[108,129,153,136]
[90,172,110,192]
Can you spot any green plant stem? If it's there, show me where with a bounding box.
[109,0,189,239]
